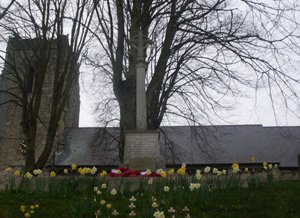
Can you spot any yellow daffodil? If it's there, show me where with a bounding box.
[100,200,106,205]
[20,205,26,213]
[15,170,21,177]
[231,163,239,173]
[71,163,77,170]
[30,205,35,210]
[30,210,34,214]
[50,171,56,177]
[168,168,175,176]
[24,212,31,218]
[100,170,107,177]
[106,203,112,209]
[177,167,186,176]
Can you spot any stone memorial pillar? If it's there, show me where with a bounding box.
[124,29,163,170]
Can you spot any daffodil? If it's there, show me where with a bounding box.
[33,169,42,176]
[63,169,68,174]
[148,178,153,185]
[163,186,170,192]
[152,202,159,208]
[111,188,117,196]
[129,196,136,202]
[30,210,34,214]
[24,172,33,179]
[71,163,77,170]
[101,183,107,189]
[153,210,165,218]
[30,205,35,210]
[91,166,97,175]
[50,171,56,177]
[222,169,227,175]
[24,212,31,218]
[100,170,107,177]
[168,168,175,176]
[182,206,190,212]
[168,207,176,213]
[35,204,39,209]
[100,200,106,205]
[177,166,186,176]
[213,168,218,174]
[5,167,12,172]
[20,205,26,213]
[112,209,119,216]
[128,203,136,209]
[106,203,112,209]
[245,168,249,173]
[94,186,99,192]
[268,164,273,170]
[128,210,136,217]
[204,166,211,173]
[231,163,239,173]
[15,170,21,177]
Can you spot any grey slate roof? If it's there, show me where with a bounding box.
[54,125,300,167]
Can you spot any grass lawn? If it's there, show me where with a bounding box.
[0,176,299,218]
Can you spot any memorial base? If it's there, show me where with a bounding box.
[124,130,164,170]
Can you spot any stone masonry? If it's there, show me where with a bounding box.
[0,37,80,167]
[124,130,164,170]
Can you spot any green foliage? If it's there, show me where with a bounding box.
[0,175,300,218]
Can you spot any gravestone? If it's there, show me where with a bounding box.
[124,29,163,170]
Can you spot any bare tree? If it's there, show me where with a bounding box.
[0,0,94,170]
[89,0,300,162]
[0,0,16,20]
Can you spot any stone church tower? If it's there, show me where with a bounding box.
[0,36,80,167]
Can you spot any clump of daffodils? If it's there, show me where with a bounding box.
[177,163,186,175]
[263,162,268,170]
[20,204,39,217]
[33,169,42,176]
[24,172,33,180]
[195,170,202,180]
[189,183,201,191]
[78,167,97,175]
[231,163,239,173]
[153,210,165,218]
[156,169,167,178]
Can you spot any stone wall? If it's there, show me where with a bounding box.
[0,37,80,167]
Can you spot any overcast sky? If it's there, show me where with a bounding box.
[1,0,300,128]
